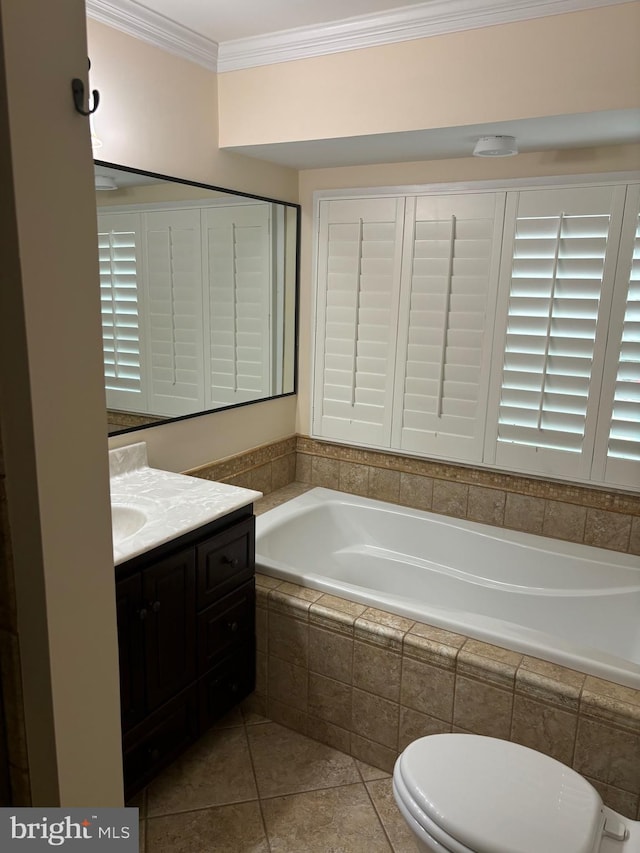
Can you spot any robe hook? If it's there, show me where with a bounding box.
[72,58,100,116]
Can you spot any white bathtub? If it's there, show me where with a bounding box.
[255,488,640,690]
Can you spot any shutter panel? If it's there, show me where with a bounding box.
[488,186,626,479]
[202,204,272,407]
[313,197,405,446]
[98,212,147,412]
[392,193,505,461]
[142,209,204,416]
[594,184,640,487]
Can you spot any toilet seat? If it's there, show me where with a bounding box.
[394,734,607,853]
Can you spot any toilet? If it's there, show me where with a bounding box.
[393,734,640,853]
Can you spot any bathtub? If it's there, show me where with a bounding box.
[255,487,640,690]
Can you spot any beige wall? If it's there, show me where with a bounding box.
[218,3,640,147]
[296,144,640,434]
[0,0,122,805]
[88,19,298,203]
[88,20,299,472]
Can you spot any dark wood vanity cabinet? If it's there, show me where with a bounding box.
[115,507,256,798]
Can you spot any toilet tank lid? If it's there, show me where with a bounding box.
[397,734,604,853]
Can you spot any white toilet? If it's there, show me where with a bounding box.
[393,734,640,853]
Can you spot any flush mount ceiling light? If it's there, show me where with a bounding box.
[95,174,118,191]
[473,135,518,157]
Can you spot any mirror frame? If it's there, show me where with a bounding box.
[96,160,301,437]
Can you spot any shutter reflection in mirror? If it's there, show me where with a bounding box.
[202,203,272,408]
[143,209,204,416]
[98,212,147,412]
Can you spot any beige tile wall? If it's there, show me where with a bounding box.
[190,436,297,495]
[296,437,640,554]
[188,434,639,556]
[251,576,640,821]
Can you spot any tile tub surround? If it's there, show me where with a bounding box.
[189,436,297,498]
[295,437,640,555]
[187,434,639,554]
[252,572,640,821]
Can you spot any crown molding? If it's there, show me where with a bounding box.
[85,0,218,72]
[86,0,627,74]
[217,0,626,72]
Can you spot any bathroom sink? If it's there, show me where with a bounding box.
[112,504,148,545]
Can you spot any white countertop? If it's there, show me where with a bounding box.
[110,442,262,565]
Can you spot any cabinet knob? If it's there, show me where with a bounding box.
[228,621,239,633]
[148,747,160,762]
[221,555,239,568]
[151,600,161,613]
[137,608,148,621]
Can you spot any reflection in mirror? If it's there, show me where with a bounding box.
[95,161,299,435]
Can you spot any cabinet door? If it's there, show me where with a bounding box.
[198,580,255,673]
[143,549,197,712]
[196,517,255,609]
[116,573,146,731]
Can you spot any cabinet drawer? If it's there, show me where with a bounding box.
[198,645,255,732]
[123,685,198,799]
[196,517,255,609]
[198,581,255,673]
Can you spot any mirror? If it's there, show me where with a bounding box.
[95,161,300,435]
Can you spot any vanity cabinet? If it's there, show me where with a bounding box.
[115,507,256,797]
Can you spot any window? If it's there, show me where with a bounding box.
[486,185,627,482]
[312,179,640,490]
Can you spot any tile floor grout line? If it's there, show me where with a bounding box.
[242,712,274,852]
[362,777,396,853]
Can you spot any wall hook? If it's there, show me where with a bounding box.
[72,58,100,116]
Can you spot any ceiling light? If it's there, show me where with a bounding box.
[473,135,518,157]
[95,175,118,191]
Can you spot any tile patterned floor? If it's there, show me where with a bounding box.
[132,706,420,852]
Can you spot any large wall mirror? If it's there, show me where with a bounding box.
[95,161,300,435]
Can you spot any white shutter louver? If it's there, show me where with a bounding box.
[143,209,204,416]
[593,184,640,487]
[490,186,626,479]
[393,193,504,461]
[98,212,147,412]
[608,213,640,461]
[313,197,405,446]
[203,204,272,407]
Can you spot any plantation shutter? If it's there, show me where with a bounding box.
[313,197,405,446]
[202,203,272,407]
[593,184,640,487]
[142,209,204,416]
[392,193,505,461]
[98,212,147,412]
[487,185,626,479]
